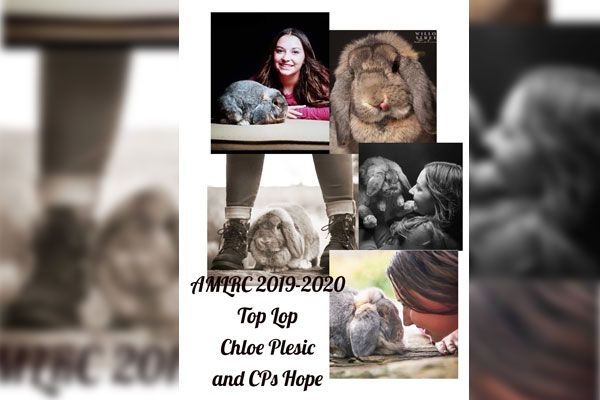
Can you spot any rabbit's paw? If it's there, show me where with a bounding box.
[237,120,250,126]
[288,258,312,270]
[264,264,288,273]
[396,195,405,208]
[363,215,377,229]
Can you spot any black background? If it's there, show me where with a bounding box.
[329,30,437,88]
[359,143,462,185]
[211,12,329,118]
[471,26,600,122]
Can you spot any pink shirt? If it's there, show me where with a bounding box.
[284,93,330,121]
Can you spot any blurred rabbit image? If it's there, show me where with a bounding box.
[0,205,32,313]
[86,188,178,333]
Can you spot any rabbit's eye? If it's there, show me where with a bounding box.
[276,223,282,230]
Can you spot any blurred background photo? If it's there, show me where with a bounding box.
[469,2,599,399]
[470,26,600,277]
[0,0,178,392]
[470,0,547,24]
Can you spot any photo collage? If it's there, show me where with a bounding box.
[208,12,461,379]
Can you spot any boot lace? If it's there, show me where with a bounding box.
[217,220,248,256]
[321,214,355,249]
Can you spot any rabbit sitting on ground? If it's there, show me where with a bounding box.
[218,80,288,125]
[248,204,319,272]
[330,286,405,358]
[331,32,437,153]
[359,156,414,229]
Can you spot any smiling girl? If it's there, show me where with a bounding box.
[391,161,462,249]
[255,28,330,121]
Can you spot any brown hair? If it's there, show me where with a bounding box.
[255,27,329,107]
[386,250,458,314]
[470,281,595,399]
[395,161,462,245]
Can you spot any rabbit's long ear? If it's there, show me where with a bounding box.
[349,304,381,357]
[281,221,303,258]
[386,161,411,192]
[358,158,374,186]
[399,57,436,135]
[331,76,353,147]
[366,173,385,196]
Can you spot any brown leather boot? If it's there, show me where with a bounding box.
[3,207,91,328]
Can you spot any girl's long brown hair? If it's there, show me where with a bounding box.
[395,161,462,246]
[255,27,329,107]
[386,250,458,315]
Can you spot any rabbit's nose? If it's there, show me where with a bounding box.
[379,101,390,111]
[258,237,273,246]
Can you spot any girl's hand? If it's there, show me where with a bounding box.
[435,329,458,355]
[287,105,306,119]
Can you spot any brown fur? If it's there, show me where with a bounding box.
[331,32,437,153]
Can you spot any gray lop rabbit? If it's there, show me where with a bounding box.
[218,80,288,125]
[248,204,320,272]
[330,286,404,358]
[358,156,413,229]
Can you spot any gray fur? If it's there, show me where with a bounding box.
[331,32,437,153]
[330,286,404,358]
[248,204,320,272]
[218,80,288,125]
[358,157,412,229]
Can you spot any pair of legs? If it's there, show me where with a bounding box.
[212,154,357,272]
[225,154,354,218]
[4,48,128,327]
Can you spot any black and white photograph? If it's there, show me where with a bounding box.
[211,12,330,153]
[207,154,358,277]
[358,143,462,250]
[329,30,437,154]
